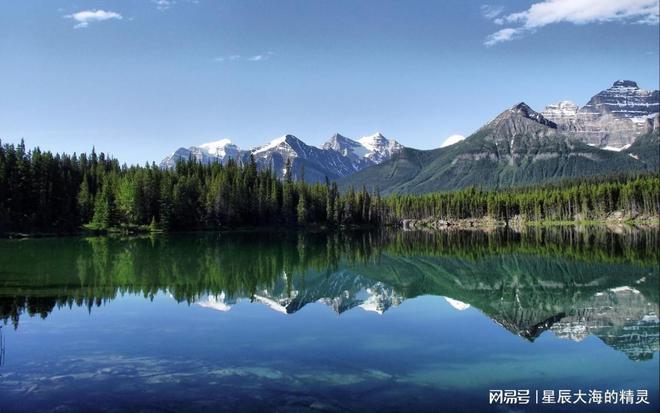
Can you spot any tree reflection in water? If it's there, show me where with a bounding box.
[0,226,658,360]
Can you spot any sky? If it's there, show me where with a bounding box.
[0,0,658,165]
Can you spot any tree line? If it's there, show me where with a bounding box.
[0,140,379,233]
[380,174,659,224]
[0,140,658,234]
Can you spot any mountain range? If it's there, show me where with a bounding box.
[161,132,403,183]
[339,103,659,194]
[161,80,659,192]
[340,81,659,194]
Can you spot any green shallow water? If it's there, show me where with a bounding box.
[0,228,658,412]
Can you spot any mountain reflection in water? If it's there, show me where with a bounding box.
[1,227,658,361]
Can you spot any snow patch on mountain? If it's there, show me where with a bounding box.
[199,139,234,156]
[541,101,578,124]
[602,144,631,152]
[252,135,290,156]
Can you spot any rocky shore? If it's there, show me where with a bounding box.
[400,211,659,231]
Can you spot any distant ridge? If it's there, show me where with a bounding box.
[160,80,658,191]
[160,132,403,183]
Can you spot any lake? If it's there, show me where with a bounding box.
[0,228,658,412]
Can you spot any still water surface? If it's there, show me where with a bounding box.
[0,228,658,412]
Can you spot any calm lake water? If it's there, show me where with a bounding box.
[0,228,658,412]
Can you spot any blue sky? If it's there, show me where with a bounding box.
[1,0,658,165]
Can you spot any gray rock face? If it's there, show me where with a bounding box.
[488,102,558,136]
[160,133,403,183]
[542,80,660,149]
[476,102,565,164]
[541,100,578,124]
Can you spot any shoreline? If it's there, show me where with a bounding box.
[2,217,658,239]
[400,214,659,231]
[0,223,374,239]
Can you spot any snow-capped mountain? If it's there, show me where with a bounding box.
[321,133,371,169]
[199,139,241,159]
[321,133,403,169]
[160,132,404,183]
[580,80,659,119]
[249,134,360,182]
[541,80,659,149]
[160,139,241,169]
[355,133,403,164]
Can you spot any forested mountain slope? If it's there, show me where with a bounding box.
[339,103,657,194]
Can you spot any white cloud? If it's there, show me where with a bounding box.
[484,0,660,45]
[65,10,122,29]
[440,134,466,148]
[248,51,274,61]
[484,28,522,47]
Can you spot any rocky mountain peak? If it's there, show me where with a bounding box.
[613,80,639,88]
[359,132,395,145]
[198,139,240,158]
[500,102,557,129]
[323,133,352,146]
[357,133,403,163]
[581,80,658,119]
[542,80,660,149]
[280,134,302,145]
[321,133,362,155]
[252,134,302,154]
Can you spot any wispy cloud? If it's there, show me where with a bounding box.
[484,0,660,46]
[214,52,274,63]
[484,28,522,47]
[152,0,175,11]
[480,4,504,20]
[65,9,123,29]
[151,0,199,11]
